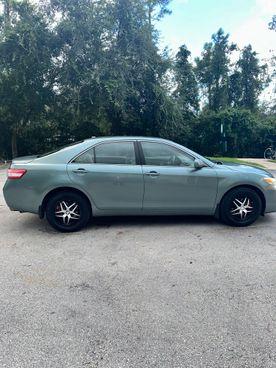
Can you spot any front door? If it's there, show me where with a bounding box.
[67,141,143,211]
[140,141,218,214]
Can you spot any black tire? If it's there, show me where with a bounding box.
[45,191,91,232]
[220,187,262,227]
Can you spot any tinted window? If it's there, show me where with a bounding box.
[95,142,136,165]
[141,142,194,167]
[73,148,95,164]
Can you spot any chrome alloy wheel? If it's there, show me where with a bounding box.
[55,201,80,225]
[230,197,253,220]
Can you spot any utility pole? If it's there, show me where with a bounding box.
[220,122,227,154]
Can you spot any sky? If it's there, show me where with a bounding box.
[158,0,276,61]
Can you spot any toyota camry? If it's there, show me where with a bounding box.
[3,137,276,232]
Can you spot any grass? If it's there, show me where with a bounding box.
[208,157,265,168]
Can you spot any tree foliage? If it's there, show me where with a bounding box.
[0,1,275,159]
[195,29,236,111]
[229,45,268,110]
[174,44,199,117]
[0,0,56,156]
[269,15,276,31]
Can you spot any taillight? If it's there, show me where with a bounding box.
[7,168,27,179]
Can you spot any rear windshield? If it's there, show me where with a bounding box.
[38,141,83,158]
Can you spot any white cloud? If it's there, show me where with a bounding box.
[231,0,276,60]
[231,0,276,103]
[255,0,275,14]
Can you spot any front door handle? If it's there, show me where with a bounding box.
[144,171,160,177]
[73,168,88,174]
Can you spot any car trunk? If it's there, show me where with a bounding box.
[11,155,38,166]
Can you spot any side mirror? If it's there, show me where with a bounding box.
[194,159,207,169]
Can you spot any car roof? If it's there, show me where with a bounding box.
[34,136,214,167]
[84,136,173,143]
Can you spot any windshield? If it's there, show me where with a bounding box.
[38,141,83,158]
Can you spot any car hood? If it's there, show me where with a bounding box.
[12,155,38,165]
[216,162,273,177]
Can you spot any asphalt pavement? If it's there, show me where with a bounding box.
[0,169,276,368]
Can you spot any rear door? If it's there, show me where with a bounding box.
[139,141,218,214]
[67,141,143,211]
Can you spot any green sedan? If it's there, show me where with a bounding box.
[3,136,276,232]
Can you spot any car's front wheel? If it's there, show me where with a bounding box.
[45,191,91,232]
[220,187,262,227]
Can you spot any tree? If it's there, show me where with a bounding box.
[0,0,56,157]
[194,108,267,157]
[145,0,171,29]
[173,44,199,116]
[109,0,175,136]
[228,70,243,108]
[195,28,236,111]
[50,0,176,137]
[47,0,113,142]
[0,1,275,159]
[229,45,268,110]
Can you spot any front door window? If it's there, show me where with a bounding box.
[141,142,194,167]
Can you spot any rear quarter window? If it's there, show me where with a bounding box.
[72,148,95,164]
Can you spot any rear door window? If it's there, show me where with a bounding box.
[95,142,136,165]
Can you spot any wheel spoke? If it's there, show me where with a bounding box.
[71,214,80,220]
[68,202,76,210]
[71,204,78,213]
[242,197,247,206]
[65,214,71,225]
[245,199,253,209]
[235,198,243,206]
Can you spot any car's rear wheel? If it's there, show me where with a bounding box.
[220,187,262,227]
[45,191,91,232]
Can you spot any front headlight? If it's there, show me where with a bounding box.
[263,177,276,189]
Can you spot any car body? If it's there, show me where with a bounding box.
[3,136,276,231]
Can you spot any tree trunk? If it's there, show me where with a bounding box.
[11,129,18,158]
[147,1,153,38]
[4,0,11,28]
[148,6,152,28]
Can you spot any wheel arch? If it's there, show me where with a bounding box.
[39,186,92,219]
[215,184,266,218]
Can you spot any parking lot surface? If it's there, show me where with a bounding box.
[0,169,276,368]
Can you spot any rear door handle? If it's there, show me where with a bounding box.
[73,168,88,174]
[144,171,160,177]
